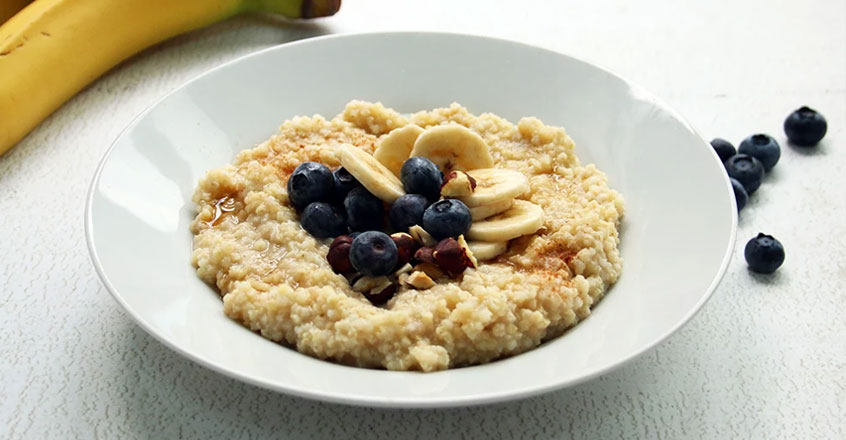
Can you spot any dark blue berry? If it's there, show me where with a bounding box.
[287,162,333,209]
[389,194,430,232]
[724,154,765,194]
[349,231,398,276]
[784,106,827,146]
[710,138,736,163]
[300,202,347,238]
[738,134,780,171]
[344,187,384,232]
[729,178,748,211]
[332,167,361,203]
[422,199,472,240]
[401,157,443,201]
[744,233,785,274]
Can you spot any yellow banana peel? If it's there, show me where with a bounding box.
[0,0,341,156]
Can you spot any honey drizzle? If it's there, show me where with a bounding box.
[205,196,236,227]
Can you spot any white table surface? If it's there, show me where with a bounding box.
[2,0,844,438]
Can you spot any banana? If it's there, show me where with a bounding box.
[0,0,32,24]
[466,200,544,242]
[466,240,508,261]
[337,144,405,203]
[409,124,493,172]
[0,0,341,156]
[468,198,513,220]
[457,168,529,207]
[373,124,423,178]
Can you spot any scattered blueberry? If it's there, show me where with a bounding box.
[332,167,361,203]
[710,138,736,163]
[349,232,362,240]
[390,194,430,232]
[744,233,785,274]
[401,157,443,201]
[344,187,384,232]
[784,106,827,146]
[422,199,472,240]
[300,202,347,238]
[287,162,334,209]
[724,154,765,194]
[729,178,748,211]
[349,231,398,276]
[738,134,780,171]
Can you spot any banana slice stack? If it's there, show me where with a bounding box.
[347,123,545,262]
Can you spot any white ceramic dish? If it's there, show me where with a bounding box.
[85,32,736,408]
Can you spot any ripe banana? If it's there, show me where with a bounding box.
[410,124,493,172]
[0,0,341,156]
[373,124,423,178]
[468,198,512,220]
[0,0,32,24]
[466,240,508,261]
[457,168,529,207]
[337,144,405,203]
[466,200,544,242]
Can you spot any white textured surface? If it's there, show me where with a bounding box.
[1,0,844,438]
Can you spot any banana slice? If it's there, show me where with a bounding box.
[373,125,424,178]
[457,168,529,207]
[467,240,509,261]
[469,198,513,220]
[466,200,544,242]
[337,144,405,203]
[410,124,493,172]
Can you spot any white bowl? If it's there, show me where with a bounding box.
[85,32,736,408]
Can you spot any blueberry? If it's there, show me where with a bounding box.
[390,194,430,232]
[287,162,333,209]
[724,154,765,194]
[344,187,384,232]
[784,106,827,146]
[744,233,785,274]
[349,232,362,240]
[300,202,347,238]
[729,178,748,211]
[349,231,398,276]
[738,134,780,171]
[332,167,361,203]
[710,138,736,163]
[401,157,443,201]
[422,199,472,240]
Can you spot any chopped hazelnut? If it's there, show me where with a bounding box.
[394,262,413,276]
[413,262,446,280]
[352,275,397,305]
[440,170,477,198]
[327,235,355,274]
[403,271,436,290]
[414,246,437,265]
[408,224,437,247]
[433,236,477,277]
[390,232,419,267]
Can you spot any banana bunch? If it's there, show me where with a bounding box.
[0,0,341,156]
[342,123,545,262]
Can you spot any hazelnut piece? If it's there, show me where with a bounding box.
[408,224,437,247]
[433,235,477,277]
[390,232,419,267]
[440,170,477,198]
[403,271,436,290]
[327,235,355,274]
[352,275,397,305]
[414,246,437,265]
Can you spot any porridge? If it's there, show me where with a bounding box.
[190,101,624,371]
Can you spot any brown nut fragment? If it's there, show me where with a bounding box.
[327,235,355,274]
[414,246,437,265]
[433,236,477,277]
[440,170,477,198]
[352,275,397,305]
[394,262,414,276]
[404,271,436,290]
[408,224,437,247]
[390,232,419,267]
[413,262,446,280]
